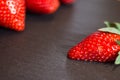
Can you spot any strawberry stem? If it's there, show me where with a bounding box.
[115,51,120,65]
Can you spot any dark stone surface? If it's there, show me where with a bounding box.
[0,0,120,80]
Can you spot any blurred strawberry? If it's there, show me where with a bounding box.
[60,0,75,4]
[26,0,60,14]
[0,0,25,31]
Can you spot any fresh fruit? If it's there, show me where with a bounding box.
[68,21,120,64]
[26,0,60,14]
[0,0,25,31]
[60,0,75,4]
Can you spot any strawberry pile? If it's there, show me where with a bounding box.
[68,21,120,65]
[0,0,75,31]
[1,0,120,65]
[26,0,75,14]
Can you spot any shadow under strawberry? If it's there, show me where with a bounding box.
[25,4,75,31]
[65,58,119,80]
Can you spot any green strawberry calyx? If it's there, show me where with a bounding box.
[99,21,120,35]
[115,51,120,64]
[99,21,120,65]
[115,40,120,65]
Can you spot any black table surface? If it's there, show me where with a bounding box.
[0,0,120,80]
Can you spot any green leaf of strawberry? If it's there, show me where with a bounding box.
[115,40,120,65]
[98,27,120,35]
[115,51,120,64]
[99,21,120,35]
[104,21,120,30]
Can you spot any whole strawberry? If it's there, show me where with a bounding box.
[60,0,75,4]
[68,21,120,64]
[26,0,60,14]
[0,0,25,31]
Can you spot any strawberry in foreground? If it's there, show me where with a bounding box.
[68,21,120,64]
[60,0,75,4]
[26,0,60,14]
[0,0,25,31]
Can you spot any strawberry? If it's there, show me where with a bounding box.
[68,21,120,64]
[26,0,60,14]
[60,0,75,4]
[0,0,25,31]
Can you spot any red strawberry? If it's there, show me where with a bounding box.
[0,0,25,31]
[26,0,60,14]
[60,0,75,4]
[68,21,120,64]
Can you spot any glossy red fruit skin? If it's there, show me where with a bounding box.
[61,0,75,4]
[26,0,60,14]
[68,31,120,62]
[0,0,25,31]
